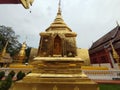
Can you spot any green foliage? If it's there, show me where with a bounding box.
[16,71,25,81]
[0,25,21,57]
[99,84,120,90]
[0,71,5,80]
[8,70,15,78]
[0,75,12,90]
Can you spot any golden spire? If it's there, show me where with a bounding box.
[57,0,61,15]
[1,41,8,57]
[46,0,72,32]
[55,0,62,20]
[52,0,65,24]
[110,40,120,63]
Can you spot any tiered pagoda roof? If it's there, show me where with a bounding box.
[45,1,73,33]
[89,25,120,54]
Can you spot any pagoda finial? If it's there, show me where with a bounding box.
[57,0,61,15]
[116,21,119,26]
[59,0,61,7]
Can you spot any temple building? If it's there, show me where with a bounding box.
[89,24,120,69]
[37,4,77,57]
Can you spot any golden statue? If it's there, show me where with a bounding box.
[18,42,27,63]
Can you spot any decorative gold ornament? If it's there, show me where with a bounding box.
[74,86,79,90]
[110,40,120,63]
[20,0,34,9]
[53,85,58,90]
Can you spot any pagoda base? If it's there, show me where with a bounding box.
[11,73,99,90]
[11,57,99,90]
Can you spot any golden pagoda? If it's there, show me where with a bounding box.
[9,41,33,68]
[11,0,98,90]
[38,0,77,57]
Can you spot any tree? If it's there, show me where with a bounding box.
[0,25,21,57]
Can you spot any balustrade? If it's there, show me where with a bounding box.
[83,70,120,80]
[0,68,32,76]
[1,68,120,80]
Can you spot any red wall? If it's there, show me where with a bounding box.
[89,48,120,68]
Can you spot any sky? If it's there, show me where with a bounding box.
[0,0,120,49]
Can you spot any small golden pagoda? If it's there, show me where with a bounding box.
[11,1,98,90]
[9,41,33,68]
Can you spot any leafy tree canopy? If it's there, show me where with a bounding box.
[0,25,21,57]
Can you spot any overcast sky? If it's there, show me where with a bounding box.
[0,0,120,48]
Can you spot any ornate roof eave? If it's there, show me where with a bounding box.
[46,25,72,32]
[40,31,77,37]
[90,25,120,50]
[40,32,51,36]
[65,33,77,37]
[20,0,34,9]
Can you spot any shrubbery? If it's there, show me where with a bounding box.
[8,70,15,78]
[16,71,25,81]
[0,71,5,80]
[0,70,26,90]
[0,71,12,90]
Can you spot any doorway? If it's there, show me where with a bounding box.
[53,35,62,55]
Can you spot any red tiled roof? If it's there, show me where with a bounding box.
[0,0,21,4]
[89,25,120,53]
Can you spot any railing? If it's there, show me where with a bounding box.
[1,68,120,80]
[83,70,120,80]
[0,68,32,76]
